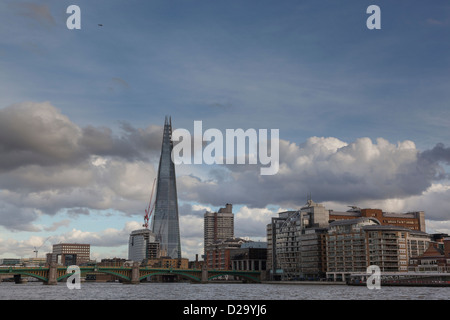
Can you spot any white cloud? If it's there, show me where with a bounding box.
[53,221,142,248]
[177,136,448,210]
[0,234,52,258]
[1,101,449,261]
[180,214,203,239]
[235,206,278,239]
[426,220,450,235]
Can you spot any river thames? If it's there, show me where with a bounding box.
[0,281,448,300]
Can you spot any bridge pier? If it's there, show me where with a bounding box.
[130,262,140,284]
[45,263,58,285]
[201,265,208,283]
[13,274,23,284]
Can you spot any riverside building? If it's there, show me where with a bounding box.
[326,218,430,282]
[266,199,329,280]
[267,198,431,281]
[266,210,295,279]
[231,241,268,272]
[205,237,248,270]
[409,236,450,273]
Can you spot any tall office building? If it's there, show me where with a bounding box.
[152,117,182,259]
[128,229,160,262]
[204,204,234,253]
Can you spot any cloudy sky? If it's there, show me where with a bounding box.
[0,0,449,261]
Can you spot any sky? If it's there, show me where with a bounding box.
[0,0,449,261]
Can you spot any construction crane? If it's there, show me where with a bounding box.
[143,178,156,229]
[33,236,51,258]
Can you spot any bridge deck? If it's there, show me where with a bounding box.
[0,266,262,284]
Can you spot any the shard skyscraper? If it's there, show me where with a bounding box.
[152,116,182,259]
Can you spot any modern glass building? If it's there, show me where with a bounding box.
[128,228,159,262]
[151,117,182,259]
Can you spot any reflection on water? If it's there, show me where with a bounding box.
[0,282,448,300]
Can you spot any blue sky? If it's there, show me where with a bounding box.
[0,0,449,260]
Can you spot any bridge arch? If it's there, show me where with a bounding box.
[139,270,201,283]
[12,271,48,282]
[90,269,131,282]
[56,268,133,282]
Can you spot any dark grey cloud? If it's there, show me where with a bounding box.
[422,143,450,163]
[0,102,162,172]
[0,102,81,170]
[178,202,209,217]
[418,143,450,180]
[177,137,450,217]
[0,199,40,231]
[0,102,160,230]
[0,157,157,218]
[116,121,163,156]
[80,125,147,161]
[66,207,91,217]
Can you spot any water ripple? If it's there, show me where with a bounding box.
[0,282,448,300]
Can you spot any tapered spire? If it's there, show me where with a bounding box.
[152,116,181,259]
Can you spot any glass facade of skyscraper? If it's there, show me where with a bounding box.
[151,117,182,259]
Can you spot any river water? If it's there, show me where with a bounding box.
[0,281,448,300]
